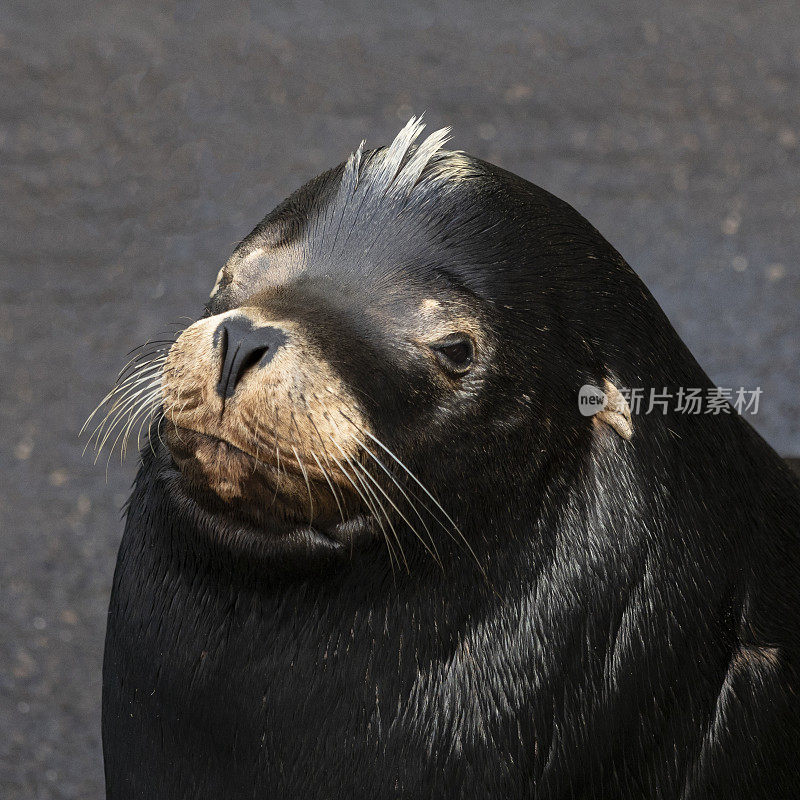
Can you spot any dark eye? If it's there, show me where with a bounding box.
[431,336,474,375]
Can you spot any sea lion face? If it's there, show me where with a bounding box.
[96,117,646,562]
[161,269,488,535]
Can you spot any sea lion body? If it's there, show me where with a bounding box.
[101,121,800,798]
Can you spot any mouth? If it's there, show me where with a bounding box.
[163,422,366,532]
[166,423,280,476]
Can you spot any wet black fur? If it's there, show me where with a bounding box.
[103,144,800,798]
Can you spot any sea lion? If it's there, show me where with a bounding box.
[97,118,800,799]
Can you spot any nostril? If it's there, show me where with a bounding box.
[214,318,288,400]
[239,346,269,376]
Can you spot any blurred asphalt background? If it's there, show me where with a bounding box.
[1,1,799,797]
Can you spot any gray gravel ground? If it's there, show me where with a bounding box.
[1,1,799,797]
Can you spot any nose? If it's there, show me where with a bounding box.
[214,317,288,399]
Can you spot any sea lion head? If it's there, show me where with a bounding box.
[98,118,664,567]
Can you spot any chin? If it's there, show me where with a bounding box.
[162,423,374,555]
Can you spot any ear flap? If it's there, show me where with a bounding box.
[595,379,633,440]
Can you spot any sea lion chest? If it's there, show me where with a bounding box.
[102,475,532,799]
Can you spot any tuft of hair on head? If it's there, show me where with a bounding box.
[339,115,451,197]
[322,116,477,247]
